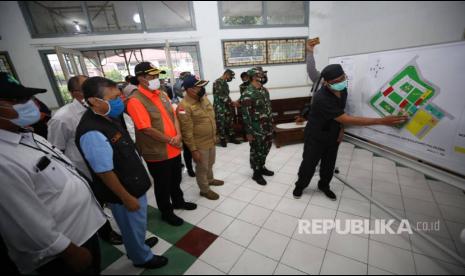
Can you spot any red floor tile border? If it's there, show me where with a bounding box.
[175,226,218,257]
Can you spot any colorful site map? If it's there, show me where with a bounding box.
[369,65,446,140]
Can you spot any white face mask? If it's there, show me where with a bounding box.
[0,99,41,127]
[148,79,160,91]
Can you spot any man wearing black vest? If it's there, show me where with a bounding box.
[293,62,408,201]
[76,77,168,270]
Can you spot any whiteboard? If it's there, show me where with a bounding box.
[329,41,465,177]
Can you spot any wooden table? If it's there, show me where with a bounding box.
[274,122,306,148]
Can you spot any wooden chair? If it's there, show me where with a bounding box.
[271,97,311,148]
[232,96,312,147]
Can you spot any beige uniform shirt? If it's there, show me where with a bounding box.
[177,94,216,151]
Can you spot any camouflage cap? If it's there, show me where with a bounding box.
[253,66,267,73]
[224,69,235,76]
[247,68,260,77]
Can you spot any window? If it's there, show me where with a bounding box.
[169,45,202,77]
[0,52,19,80]
[141,1,194,31]
[21,1,90,36]
[86,1,142,32]
[218,1,308,28]
[266,1,306,25]
[40,44,202,106]
[223,38,306,67]
[221,1,264,27]
[80,46,201,83]
[44,53,73,105]
[19,1,195,38]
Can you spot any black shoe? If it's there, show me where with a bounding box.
[261,167,275,177]
[102,230,123,245]
[319,187,337,201]
[161,213,184,226]
[187,170,196,177]
[293,187,304,199]
[134,255,168,269]
[145,237,159,248]
[229,138,241,145]
[220,139,227,147]
[173,202,197,211]
[252,171,267,186]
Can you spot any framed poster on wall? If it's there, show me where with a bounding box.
[222,37,307,68]
[223,40,267,67]
[267,38,306,64]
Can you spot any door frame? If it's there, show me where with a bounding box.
[39,42,204,107]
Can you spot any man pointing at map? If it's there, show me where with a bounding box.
[293,40,408,201]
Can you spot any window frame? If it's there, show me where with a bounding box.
[18,1,196,38]
[39,42,204,107]
[222,37,308,68]
[39,50,67,107]
[141,1,197,33]
[0,51,20,81]
[217,1,309,29]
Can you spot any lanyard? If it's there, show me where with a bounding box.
[19,133,108,217]
[20,134,77,174]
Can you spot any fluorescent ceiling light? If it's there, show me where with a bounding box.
[133,13,141,24]
[73,21,81,32]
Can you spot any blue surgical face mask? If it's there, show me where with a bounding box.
[97,97,125,118]
[329,80,348,91]
[0,99,41,127]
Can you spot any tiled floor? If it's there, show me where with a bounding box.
[100,142,465,275]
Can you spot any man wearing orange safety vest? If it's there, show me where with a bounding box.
[127,62,197,227]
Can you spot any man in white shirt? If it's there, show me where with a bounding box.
[48,75,91,178]
[0,72,106,274]
[122,75,138,99]
[48,75,123,246]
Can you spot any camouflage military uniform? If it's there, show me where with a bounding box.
[213,78,235,141]
[239,82,249,96]
[240,84,273,171]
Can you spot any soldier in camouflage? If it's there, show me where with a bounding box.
[213,69,241,147]
[239,72,249,96]
[240,68,275,185]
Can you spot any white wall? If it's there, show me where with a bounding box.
[1,1,464,109]
[0,1,311,108]
[309,1,465,72]
[195,1,311,102]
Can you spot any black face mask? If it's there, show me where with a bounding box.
[254,77,265,85]
[261,75,268,85]
[197,87,206,99]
